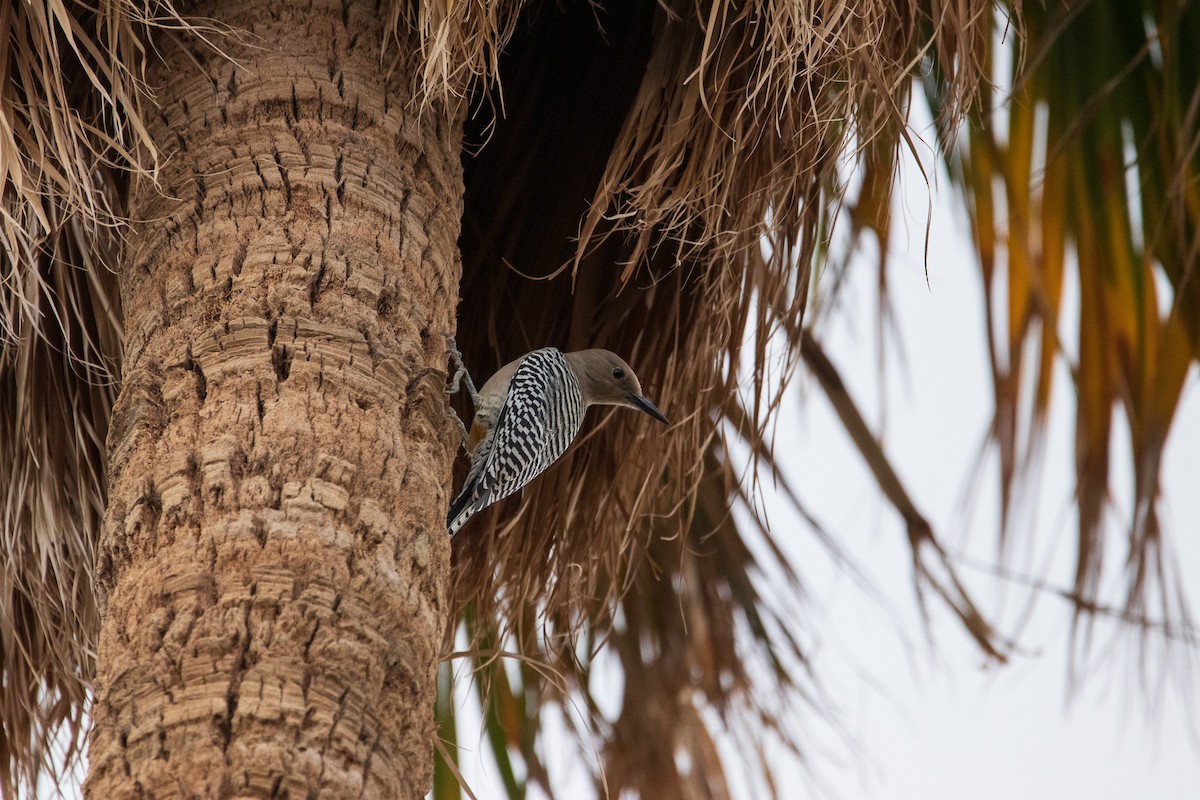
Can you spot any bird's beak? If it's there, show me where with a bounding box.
[629,394,669,424]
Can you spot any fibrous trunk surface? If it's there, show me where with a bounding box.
[85,0,461,795]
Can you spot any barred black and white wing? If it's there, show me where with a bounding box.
[447,348,584,535]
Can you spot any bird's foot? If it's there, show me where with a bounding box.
[448,410,471,451]
[440,332,482,408]
[441,333,478,450]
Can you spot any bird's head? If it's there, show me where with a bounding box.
[568,349,669,424]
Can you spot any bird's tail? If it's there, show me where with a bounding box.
[446,484,475,537]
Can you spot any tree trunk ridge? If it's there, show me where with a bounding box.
[85,0,461,796]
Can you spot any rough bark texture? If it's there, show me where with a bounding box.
[85,0,461,796]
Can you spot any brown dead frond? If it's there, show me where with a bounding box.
[0,214,120,795]
[0,0,169,791]
[447,447,836,800]
[391,0,526,108]
[800,330,1011,661]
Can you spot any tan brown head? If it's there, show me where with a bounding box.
[565,349,669,424]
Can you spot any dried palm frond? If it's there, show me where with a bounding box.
[1,0,164,790]
[442,0,1000,796]
[450,0,994,617]
[442,446,835,800]
[916,0,1199,674]
[0,214,120,795]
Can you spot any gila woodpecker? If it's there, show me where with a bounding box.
[446,347,669,536]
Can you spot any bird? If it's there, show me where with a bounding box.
[444,345,669,536]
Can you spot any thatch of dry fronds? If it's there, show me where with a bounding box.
[449,0,994,602]
[442,1,1000,797]
[2,0,1001,796]
[0,0,165,790]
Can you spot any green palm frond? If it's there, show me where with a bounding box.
[910,1,1199,654]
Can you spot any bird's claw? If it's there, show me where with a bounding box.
[448,412,470,451]
[440,332,482,408]
[441,332,478,451]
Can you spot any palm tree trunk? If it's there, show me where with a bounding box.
[84,0,460,796]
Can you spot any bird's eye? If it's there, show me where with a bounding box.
[612,367,626,381]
